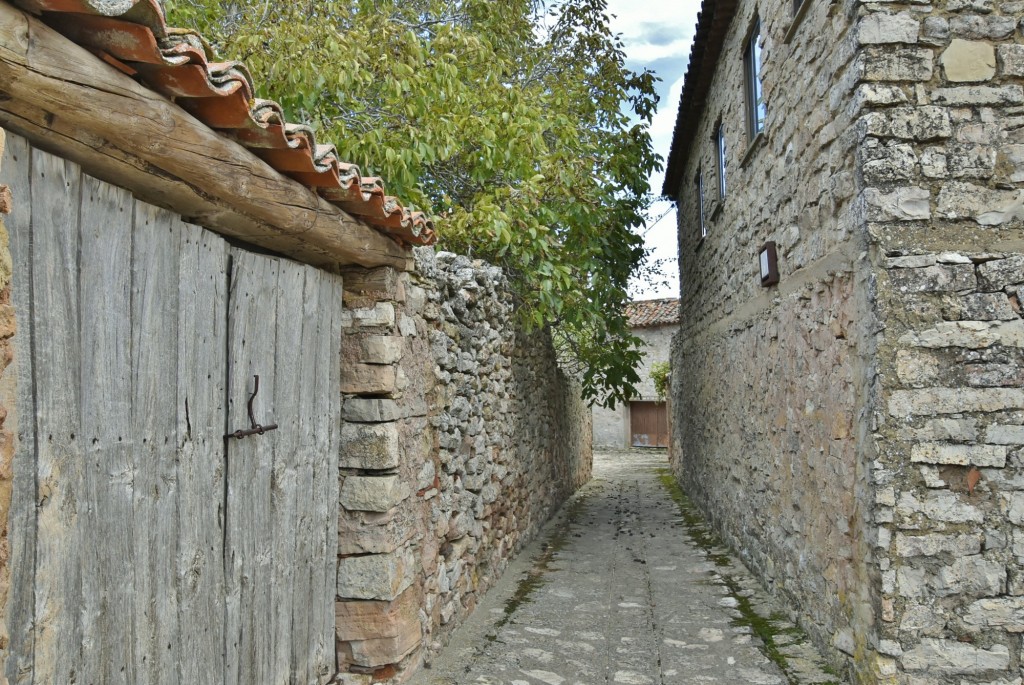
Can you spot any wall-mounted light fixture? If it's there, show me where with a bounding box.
[759,241,779,286]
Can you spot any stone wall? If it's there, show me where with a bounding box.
[0,129,14,681]
[669,0,879,678]
[671,0,1024,682]
[335,250,592,683]
[861,0,1024,680]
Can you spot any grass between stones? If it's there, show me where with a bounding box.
[487,495,589,639]
[656,468,842,685]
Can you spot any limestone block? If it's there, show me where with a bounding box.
[911,443,1006,467]
[921,17,949,46]
[344,398,403,423]
[1003,144,1024,183]
[340,422,400,470]
[338,506,418,555]
[895,491,983,523]
[947,143,996,178]
[986,424,1024,445]
[340,632,421,669]
[341,363,397,395]
[937,182,1024,225]
[1006,493,1024,525]
[900,604,945,635]
[1000,44,1024,77]
[933,556,1005,596]
[899,320,1024,349]
[887,255,937,269]
[900,417,978,442]
[895,533,982,557]
[336,585,422,642]
[358,335,404,365]
[933,85,1024,106]
[947,0,993,11]
[863,141,917,183]
[978,255,1024,291]
[858,13,920,45]
[337,548,415,600]
[963,596,1024,631]
[398,313,417,337]
[340,475,410,512]
[859,47,934,82]
[343,302,396,329]
[864,187,931,221]
[959,292,1016,320]
[902,639,1009,673]
[949,15,1017,40]
[888,264,975,293]
[941,39,996,82]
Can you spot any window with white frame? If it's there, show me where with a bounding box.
[716,124,727,199]
[743,18,766,140]
[697,169,707,239]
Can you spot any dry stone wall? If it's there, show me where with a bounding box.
[861,0,1024,681]
[335,250,591,683]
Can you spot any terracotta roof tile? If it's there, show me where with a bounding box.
[18,0,436,246]
[625,298,680,328]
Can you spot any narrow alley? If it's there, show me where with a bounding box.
[411,450,840,685]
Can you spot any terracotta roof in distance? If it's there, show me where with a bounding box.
[13,0,436,247]
[626,298,680,328]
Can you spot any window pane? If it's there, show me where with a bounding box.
[745,18,766,138]
[752,27,765,133]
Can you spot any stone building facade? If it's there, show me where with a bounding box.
[335,250,592,682]
[592,298,678,448]
[664,0,1024,682]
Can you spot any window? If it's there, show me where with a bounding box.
[716,124,727,199]
[697,170,707,239]
[743,18,766,139]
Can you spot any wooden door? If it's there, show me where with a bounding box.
[1,135,341,685]
[630,401,668,448]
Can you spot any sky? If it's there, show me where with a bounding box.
[604,0,702,300]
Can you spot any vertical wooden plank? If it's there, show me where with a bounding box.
[1,132,37,685]
[78,173,135,684]
[225,250,279,685]
[29,148,84,684]
[176,222,228,685]
[269,262,303,683]
[130,201,181,685]
[288,267,319,684]
[312,271,343,683]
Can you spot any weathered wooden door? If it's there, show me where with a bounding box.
[1,135,341,684]
[630,401,668,448]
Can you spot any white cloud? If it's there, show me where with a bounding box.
[604,0,701,300]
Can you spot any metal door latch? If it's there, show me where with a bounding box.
[225,375,278,440]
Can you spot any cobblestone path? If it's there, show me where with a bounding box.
[410,449,841,685]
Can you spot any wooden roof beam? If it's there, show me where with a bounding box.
[0,1,413,272]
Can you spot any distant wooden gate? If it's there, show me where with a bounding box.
[630,401,668,448]
[1,136,342,684]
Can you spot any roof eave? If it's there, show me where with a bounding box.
[661,0,739,199]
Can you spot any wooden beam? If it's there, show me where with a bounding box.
[0,2,413,271]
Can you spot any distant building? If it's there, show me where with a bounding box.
[592,298,679,449]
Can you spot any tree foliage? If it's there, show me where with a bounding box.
[166,0,662,407]
[650,361,670,403]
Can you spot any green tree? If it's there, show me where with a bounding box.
[166,0,661,407]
